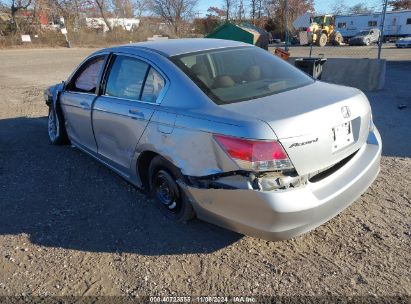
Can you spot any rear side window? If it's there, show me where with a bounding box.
[141,67,165,103]
[68,56,105,93]
[105,56,149,101]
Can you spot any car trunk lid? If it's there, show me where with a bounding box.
[221,81,372,176]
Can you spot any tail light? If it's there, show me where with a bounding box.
[213,134,293,171]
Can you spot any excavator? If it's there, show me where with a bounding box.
[306,15,343,47]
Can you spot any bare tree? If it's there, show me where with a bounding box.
[132,0,149,17]
[95,0,113,31]
[389,0,411,10]
[265,0,314,40]
[250,0,257,23]
[222,0,237,22]
[148,0,198,36]
[47,0,93,31]
[112,0,134,17]
[330,0,349,15]
[348,2,372,14]
[237,0,245,21]
[9,0,32,30]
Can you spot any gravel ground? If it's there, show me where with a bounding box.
[0,48,410,299]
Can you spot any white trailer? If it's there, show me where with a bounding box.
[86,18,140,32]
[335,10,411,40]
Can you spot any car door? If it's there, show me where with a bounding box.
[92,53,167,173]
[60,54,108,152]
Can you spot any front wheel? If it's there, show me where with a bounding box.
[149,156,195,222]
[48,105,69,145]
[317,33,328,47]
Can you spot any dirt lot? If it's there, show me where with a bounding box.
[0,48,410,299]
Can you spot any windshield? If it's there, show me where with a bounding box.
[171,47,314,105]
[358,31,370,36]
[312,16,324,25]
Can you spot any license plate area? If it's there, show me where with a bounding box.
[331,121,354,153]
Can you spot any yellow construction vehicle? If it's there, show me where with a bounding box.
[307,15,343,47]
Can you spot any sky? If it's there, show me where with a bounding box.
[196,0,384,16]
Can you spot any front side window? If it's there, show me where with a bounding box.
[171,47,314,105]
[105,56,149,101]
[69,56,105,93]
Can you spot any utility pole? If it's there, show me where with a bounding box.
[378,0,388,59]
[285,0,289,52]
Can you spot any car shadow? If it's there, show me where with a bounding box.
[0,116,241,255]
[365,60,411,158]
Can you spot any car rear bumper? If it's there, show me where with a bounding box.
[182,128,382,241]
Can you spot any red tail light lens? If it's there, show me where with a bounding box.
[213,134,293,171]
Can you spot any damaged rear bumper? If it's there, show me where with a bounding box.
[181,128,382,241]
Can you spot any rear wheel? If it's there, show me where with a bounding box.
[149,156,195,222]
[332,32,343,45]
[48,105,69,145]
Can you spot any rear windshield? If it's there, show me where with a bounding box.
[171,46,314,105]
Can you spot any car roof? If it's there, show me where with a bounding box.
[106,38,252,57]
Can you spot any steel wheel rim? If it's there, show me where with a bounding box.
[153,170,180,213]
[48,109,59,141]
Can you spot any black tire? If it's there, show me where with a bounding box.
[148,156,195,222]
[48,104,69,145]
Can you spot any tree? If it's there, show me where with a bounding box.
[207,6,225,19]
[148,0,198,36]
[330,0,349,15]
[47,0,93,31]
[250,0,257,22]
[222,0,237,22]
[388,0,411,10]
[94,0,112,31]
[266,0,314,40]
[133,0,149,17]
[193,16,220,34]
[9,0,32,31]
[236,0,245,21]
[348,3,372,14]
[112,0,134,17]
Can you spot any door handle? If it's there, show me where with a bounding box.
[80,101,89,109]
[128,109,144,119]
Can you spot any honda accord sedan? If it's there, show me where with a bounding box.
[45,39,381,240]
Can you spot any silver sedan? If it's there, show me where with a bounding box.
[45,39,381,240]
